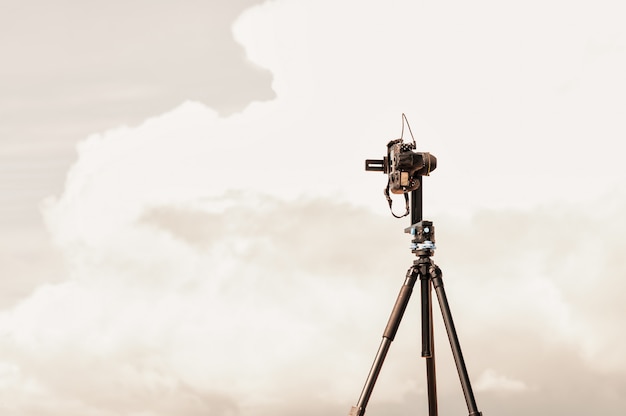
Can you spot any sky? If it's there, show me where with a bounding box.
[1,0,625,415]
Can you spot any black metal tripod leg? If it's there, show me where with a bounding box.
[425,278,438,416]
[419,265,438,416]
[349,267,419,416]
[431,267,482,416]
[420,276,432,357]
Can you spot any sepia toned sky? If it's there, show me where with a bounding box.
[1,1,625,415]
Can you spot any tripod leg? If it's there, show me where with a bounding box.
[420,275,432,357]
[348,266,419,416]
[419,262,438,416]
[425,279,438,416]
[430,265,482,416]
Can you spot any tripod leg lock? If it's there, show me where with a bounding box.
[429,264,443,286]
[407,265,420,280]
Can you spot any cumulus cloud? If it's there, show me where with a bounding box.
[1,1,626,415]
[2,130,623,416]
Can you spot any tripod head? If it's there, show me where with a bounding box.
[405,220,436,256]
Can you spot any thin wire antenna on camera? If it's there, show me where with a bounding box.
[400,113,417,148]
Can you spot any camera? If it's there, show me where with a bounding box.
[365,139,437,194]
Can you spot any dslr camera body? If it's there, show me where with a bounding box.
[366,139,437,194]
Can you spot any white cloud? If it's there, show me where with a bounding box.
[1,1,626,415]
[475,369,528,393]
[233,0,626,214]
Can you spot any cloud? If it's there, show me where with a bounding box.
[2,190,405,414]
[475,369,528,393]
[2,0,626,415]
[232,0,626,213]
[3,184,625,415]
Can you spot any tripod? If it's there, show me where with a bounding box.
[348,186,482,416]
